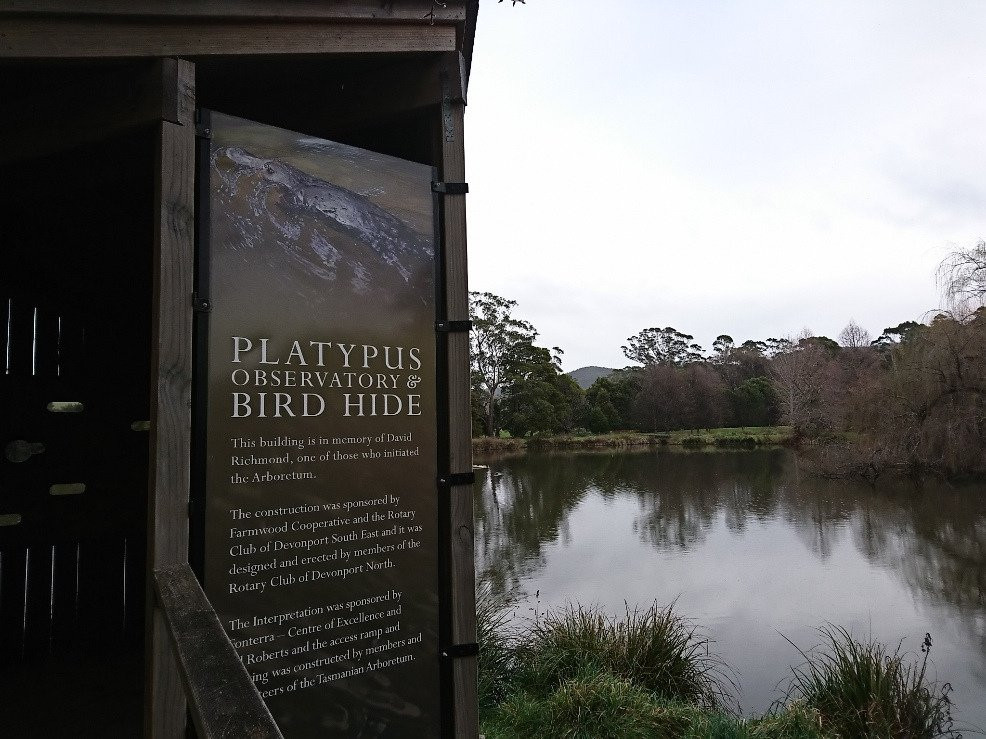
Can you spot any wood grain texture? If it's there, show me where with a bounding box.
[0,0,467,22]
[144,57,195,739]
[439,52,478,739]
[0,18,457,57]
[155,564,283,739]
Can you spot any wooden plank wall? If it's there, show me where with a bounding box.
[0,107,154,734]
[144,57,196,738]
[0,299,147,658]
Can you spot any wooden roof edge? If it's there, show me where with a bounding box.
[0,1,469,23]
[462,0,477,91]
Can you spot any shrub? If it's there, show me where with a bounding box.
[514,602,734,711]
[780,626,958,738]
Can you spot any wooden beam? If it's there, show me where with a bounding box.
[0,61,180,165]
[0,18,457,58]
[145,56,195,739]
[155,565,283,739]
[437,51,478,739]
[0,1,467,22]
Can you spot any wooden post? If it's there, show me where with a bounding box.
[438,51,479,739]
[145,57,196,738]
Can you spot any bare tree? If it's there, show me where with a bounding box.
[770,332,829,433]
[939,239,986,312]
[838,320,872,349]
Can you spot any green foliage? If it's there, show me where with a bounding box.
[514,602,733,710]
[582,369,640,431]
[483,670,692,739]
[500,345,584,437]
[623,326,705,367]
[798,335,840,356]
[654,426,792,447]
[731,376,779,427]
[476,584,515,708]
[477,596,963,739]
[781,626,958,738]
[584,405,610,433]
[873,321,923,348]
[483,681,829,739]
[469,291,539,437]
[712,334,736,364]
[470,284,985,478]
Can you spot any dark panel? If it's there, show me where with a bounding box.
[0,78,153,739]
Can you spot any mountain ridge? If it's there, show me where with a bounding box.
[567,365,616,389]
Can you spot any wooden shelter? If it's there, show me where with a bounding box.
[0,3,478,736]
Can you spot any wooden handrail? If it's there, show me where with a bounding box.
[154,564,283,739]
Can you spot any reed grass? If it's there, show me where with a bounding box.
[476,597,964,738]
[780,626,959,738]
[476,583,515,708]
[513,602,734,710]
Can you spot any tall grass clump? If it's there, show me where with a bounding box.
[476,583,516,708]
[514,601,734,711]
[484,670,693,739]
[780,626,959,738]
[483,672,828,739]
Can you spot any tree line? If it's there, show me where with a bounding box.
[470,241,986,478]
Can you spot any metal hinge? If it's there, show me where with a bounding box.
[438,472,476,488]
[441,642,479,659]
[435,320,472,334]
[432,181,469,196]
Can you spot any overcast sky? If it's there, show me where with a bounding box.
[465,1,986,370]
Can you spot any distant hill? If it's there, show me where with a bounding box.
[567,366,616,389]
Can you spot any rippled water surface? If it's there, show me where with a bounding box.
[474,448,986,731]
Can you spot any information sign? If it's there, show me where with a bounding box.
[199,112,441,737]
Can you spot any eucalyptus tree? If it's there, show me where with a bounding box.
[622,326,704,367]
[468,291,538,436]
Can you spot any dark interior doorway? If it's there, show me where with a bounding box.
[0,124,154,736]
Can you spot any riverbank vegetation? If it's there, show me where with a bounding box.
[472,426,793,454]
[477,593,960,739]
[470,242,986,480]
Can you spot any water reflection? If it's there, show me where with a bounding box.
[474,449,986,724]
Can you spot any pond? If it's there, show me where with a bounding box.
[474,448,986,731]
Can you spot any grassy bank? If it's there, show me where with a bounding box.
[478,595,958,739]
[473,426,793,454]
[653,425,793,448]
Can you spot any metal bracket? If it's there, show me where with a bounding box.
[441,642,479,659]
[192,293,212,313]
[432,181,469,196]
[435,320,472,334]
[438,472,476,488]
[194,111,213,140]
